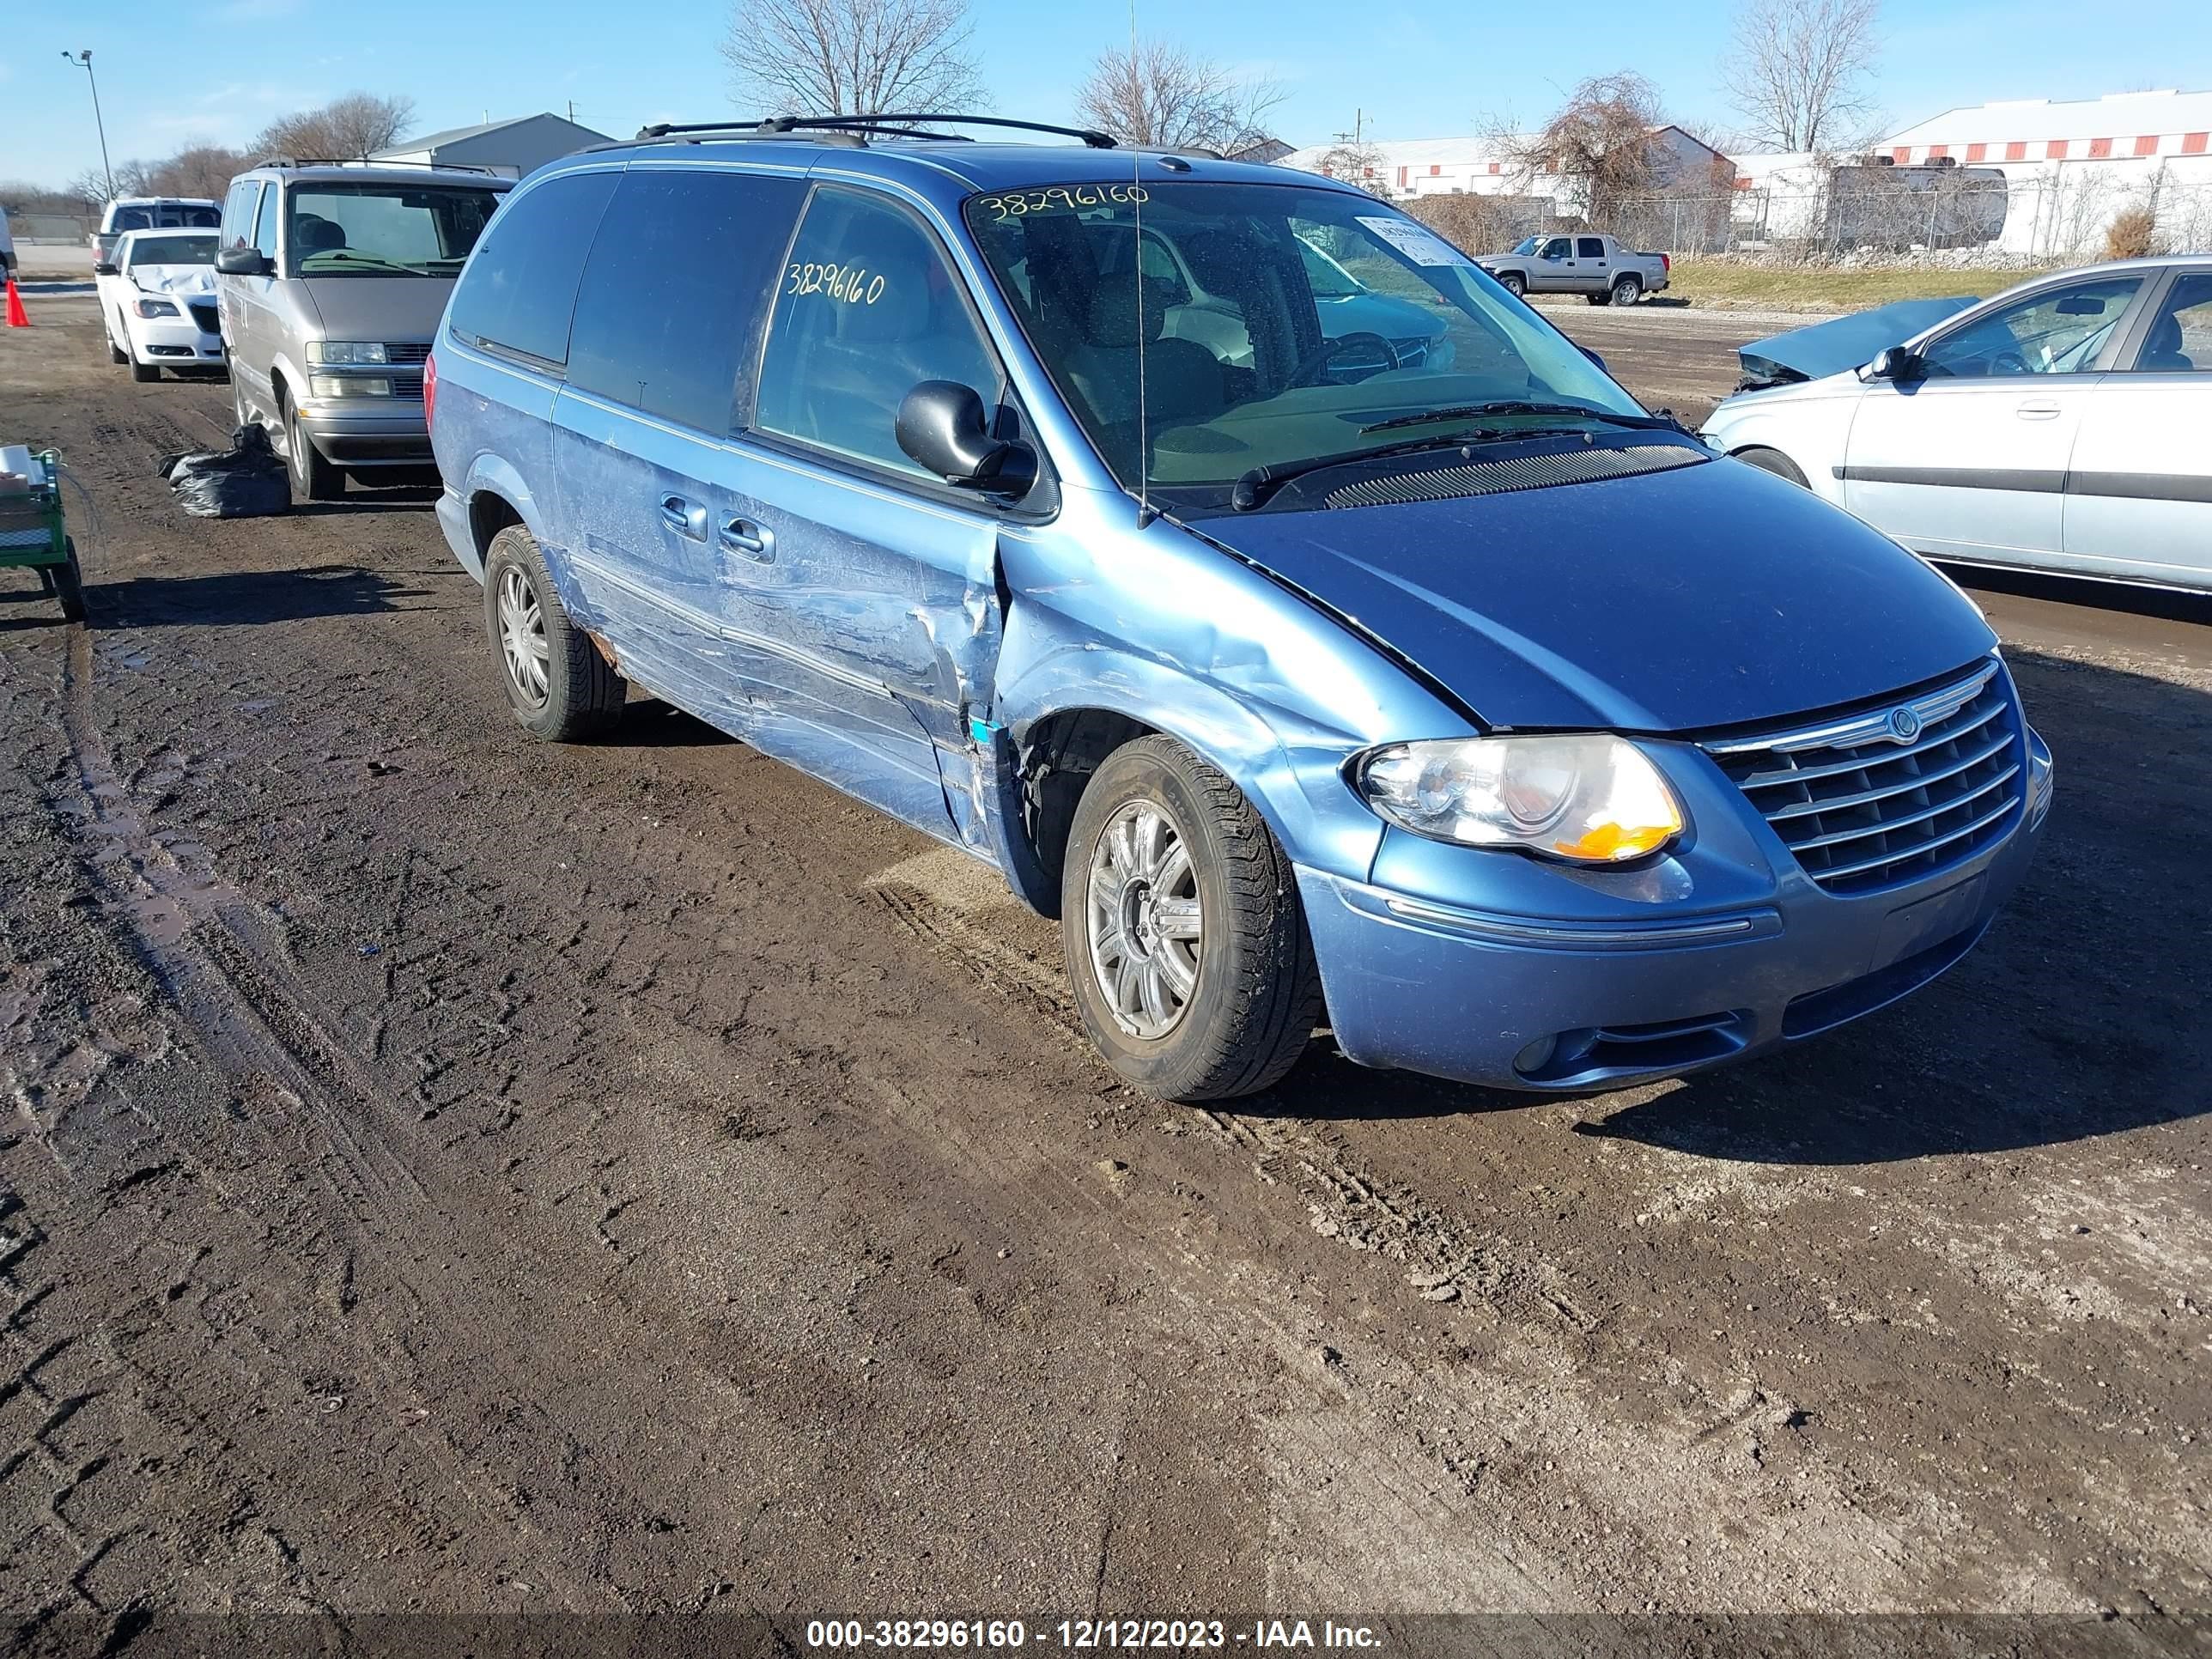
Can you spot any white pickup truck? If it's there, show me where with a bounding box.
[1475,234,1670,306]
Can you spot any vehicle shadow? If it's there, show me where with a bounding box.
[86,564,435,628]
[1259,644,2211,1163]
[290,481,443,517]
[617,699,735,749]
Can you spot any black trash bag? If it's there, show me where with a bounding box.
[156,424,290,519]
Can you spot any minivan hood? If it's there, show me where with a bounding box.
[1189,449,1996,732]
[299,275,456,343]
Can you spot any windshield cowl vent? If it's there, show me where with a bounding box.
[1321,441,1705,511]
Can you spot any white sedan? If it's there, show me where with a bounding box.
[95,228,226,383]
[1702,257,2212,593]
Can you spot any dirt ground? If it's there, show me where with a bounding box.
[2,283,2207,1655]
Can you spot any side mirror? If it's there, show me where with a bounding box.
[94,261,119,276]
[216,246,270,276]
[1862,345,1923,383]
[896,380,1037,495]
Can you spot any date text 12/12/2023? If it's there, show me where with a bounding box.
[804,1620,1382,1650]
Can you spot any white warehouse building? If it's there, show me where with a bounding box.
[1277,126,1731,218]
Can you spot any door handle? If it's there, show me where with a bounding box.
[659,494,708,540]
[720,517,775,561]
[2014,400,2062,420]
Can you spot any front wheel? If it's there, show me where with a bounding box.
[1497,271,1527,300]
[283,392,344,500]
[1061,736,1322,1101]
[109,319,129,366]
[482,524,625,741]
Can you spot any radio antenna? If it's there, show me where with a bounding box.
[1129,0,1155,526]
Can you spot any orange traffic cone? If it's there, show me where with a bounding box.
[3,277,27,328]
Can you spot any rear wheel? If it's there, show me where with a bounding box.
[54,541,87,623]
[1611,274,1643,307]
[482,524,625,741]
[282,390,344,500]
[1734,446,1809,487]
[1061,736,1322,1101]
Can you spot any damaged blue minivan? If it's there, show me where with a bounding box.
[428,116,2052,1101]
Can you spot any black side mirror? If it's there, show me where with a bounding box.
[93,260,119,276]
[896,381,1037,495]
[1862,345,1923,382]
[216,246,270,276]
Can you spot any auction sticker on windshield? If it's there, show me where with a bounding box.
[1356,216,1471,267]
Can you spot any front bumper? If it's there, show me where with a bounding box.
[296,400,432,468]
[130,316,222,367]
[1299,727,2051,1091]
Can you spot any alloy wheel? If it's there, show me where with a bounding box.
[496,565,551,708]
[1085,799,1205,1040]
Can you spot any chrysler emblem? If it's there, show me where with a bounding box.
[1887,706,1923,743]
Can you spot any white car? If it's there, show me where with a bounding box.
[96,228,225,382]
[1703,257,2212,593]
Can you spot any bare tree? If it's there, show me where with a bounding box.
[721,0,985,116]
[1314,137,1390,198]
[1498,72,1668,223]
[256,92,417,160]
[1723,0,1882,155]
[1073,38,1284,154]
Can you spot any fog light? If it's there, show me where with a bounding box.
[1513,1034,1559,1076]
[310,374,393,398]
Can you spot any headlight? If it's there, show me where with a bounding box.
[1355,734,1685,862]
[309,374,394,398]
[134,297,180,318]
[307,340,388,365]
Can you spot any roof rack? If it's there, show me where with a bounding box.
[255,156,505,177]
[630,113,1118,149]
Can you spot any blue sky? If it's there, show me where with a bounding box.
[8,0,2209,187]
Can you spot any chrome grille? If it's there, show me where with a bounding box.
[1706,662,2024,896]
[385,343,431,366]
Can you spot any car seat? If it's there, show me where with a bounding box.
[2138,311,2196,373]
[294,215,346,258]
[1060,274,1229,438]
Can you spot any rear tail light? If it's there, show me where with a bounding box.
[1661,252,1672,274]
[422,350,438,434]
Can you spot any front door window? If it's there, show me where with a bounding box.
[1917,276,2143,378]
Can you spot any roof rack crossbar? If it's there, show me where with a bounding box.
[255,156,505,176]
[633,113,1118,149]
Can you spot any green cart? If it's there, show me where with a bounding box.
[0,445,85,623]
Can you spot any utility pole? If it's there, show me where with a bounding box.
[61,50,115,201]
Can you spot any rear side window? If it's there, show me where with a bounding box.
[1577,236,1605,258]
[251,188,280,260]
[754,185,1002,479]
[447,170,620,368]
[566,167,806,434]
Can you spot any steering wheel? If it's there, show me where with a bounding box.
[1286,331,1400,388]
[1989,349,2030,376]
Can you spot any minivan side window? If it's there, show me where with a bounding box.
[754,186,1002,480]
[251,186,280,262]
[222,181,260,249]
[447,170,620,368]
[565,167,807,434]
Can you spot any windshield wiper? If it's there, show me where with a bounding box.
[1359,400,1686,436]
[1232,432,1502,511]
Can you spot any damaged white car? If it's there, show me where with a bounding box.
[96,228,226,383]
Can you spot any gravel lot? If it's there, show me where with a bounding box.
[3,280,2207,1653]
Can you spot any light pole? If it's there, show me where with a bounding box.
[61,50,116,202]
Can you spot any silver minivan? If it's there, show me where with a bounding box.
[215,161,507,498]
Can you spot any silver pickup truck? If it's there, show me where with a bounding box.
[1476,234,1670,306]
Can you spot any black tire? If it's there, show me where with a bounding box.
[482,523,625,741]
[109,319,129,365]
[131,357,159,382]
[282,390,344,500]
[1497,271,1526,300]
[54,542,87,623]
[1611,274,1642,307]
[1060,735,1323,1102]
[1734,446,1809,488]
[1586,286,1612,307]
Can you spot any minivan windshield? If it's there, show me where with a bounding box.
[962,183,1647,509]
[285,184,503,278]
[126,234,217,267]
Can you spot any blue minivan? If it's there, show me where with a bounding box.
[427,116,2052,1102]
